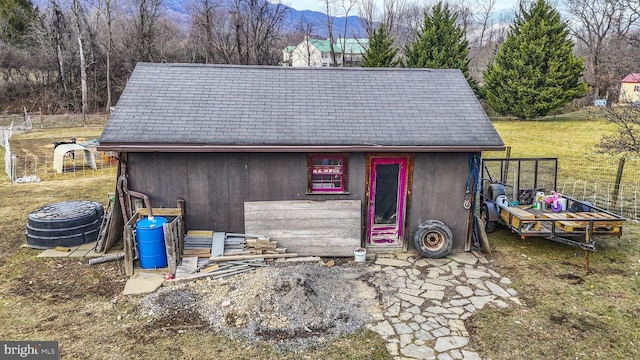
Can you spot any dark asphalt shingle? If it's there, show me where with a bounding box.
[99,63,504,148]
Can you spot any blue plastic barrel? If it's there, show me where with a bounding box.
[135,216,168,269]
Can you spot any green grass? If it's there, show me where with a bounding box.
[0,121,391,359]
[1,113,639,359]
[470,112,640,359]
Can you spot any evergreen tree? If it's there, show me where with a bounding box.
[482,0,587,119]
[0,0,36,45]
[404,2,476,90]
[361,23,399,67]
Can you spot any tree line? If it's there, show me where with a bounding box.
[1,0,640,121]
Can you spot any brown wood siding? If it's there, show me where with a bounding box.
[127,153,366,234]
[407,152,473,249]
[126,151,473,251]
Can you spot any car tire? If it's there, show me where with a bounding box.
[413,220,453,258]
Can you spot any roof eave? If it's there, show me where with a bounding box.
[97,143,506,153]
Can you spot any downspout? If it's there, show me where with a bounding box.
[117,174,154,220]
[116,152,154,221]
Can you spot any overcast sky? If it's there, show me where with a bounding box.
[285,0,519,13]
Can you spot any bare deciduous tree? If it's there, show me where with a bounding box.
[566,0,640,102]
[50,0,70,101]
[105,0,113,112]
[339,0,357,65]
[230,0,288,65]
[596,105,640,156]
[357,0,414,50]
[72,0,88,121]
[136,0,163,62]
[320,0,338,66]
[187,0,219,63]
[292,17,316,66]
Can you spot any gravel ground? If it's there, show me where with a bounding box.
[139,262,387,350]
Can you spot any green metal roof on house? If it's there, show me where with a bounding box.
[337,38,369,54]
[308,38,334,53]
[283,38,369,54]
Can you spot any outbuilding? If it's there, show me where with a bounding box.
[98,63,504,257]
[619,73,640,104]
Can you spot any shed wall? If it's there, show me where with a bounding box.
[127,152,367,233]
[407,152,473,250]
[126,151,473,251]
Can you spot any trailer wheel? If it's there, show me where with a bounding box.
[480,204,497,233]
[413,220,453,258]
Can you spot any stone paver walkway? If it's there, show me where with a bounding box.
[365,251,520,360]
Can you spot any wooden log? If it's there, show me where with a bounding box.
[208,253,298,262]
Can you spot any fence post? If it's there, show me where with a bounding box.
[10,154,16,183]
[612,157,625,209]
[502,146,511,184]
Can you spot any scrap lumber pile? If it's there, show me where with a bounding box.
[245,238,287,255]
[182,230,297,264]
[183,230,214,258]
[167,258,268,284]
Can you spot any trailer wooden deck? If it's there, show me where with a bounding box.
[500,206,624,239]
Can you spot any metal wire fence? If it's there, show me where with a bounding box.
[6,151,117,183]
[484,155,640,221]
[1,112,114,182]
[557,157,640,221]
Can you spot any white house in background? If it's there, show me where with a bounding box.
[281,45,295,67]
[619,73,640,104]
[281,37,368,68]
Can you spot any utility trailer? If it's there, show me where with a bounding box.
[479,158,625,271]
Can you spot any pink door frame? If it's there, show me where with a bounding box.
[366,156,409,247]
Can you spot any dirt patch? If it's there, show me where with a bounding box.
[139,262,384,350]
[10,258,127,302]
[558,273,584,284]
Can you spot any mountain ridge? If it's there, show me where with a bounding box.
[32,0,367,38]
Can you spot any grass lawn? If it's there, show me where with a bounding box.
[473,110,640,359]
[0,112,638,359]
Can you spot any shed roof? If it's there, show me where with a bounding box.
[99,63,504,152]
[622,73,640,83]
